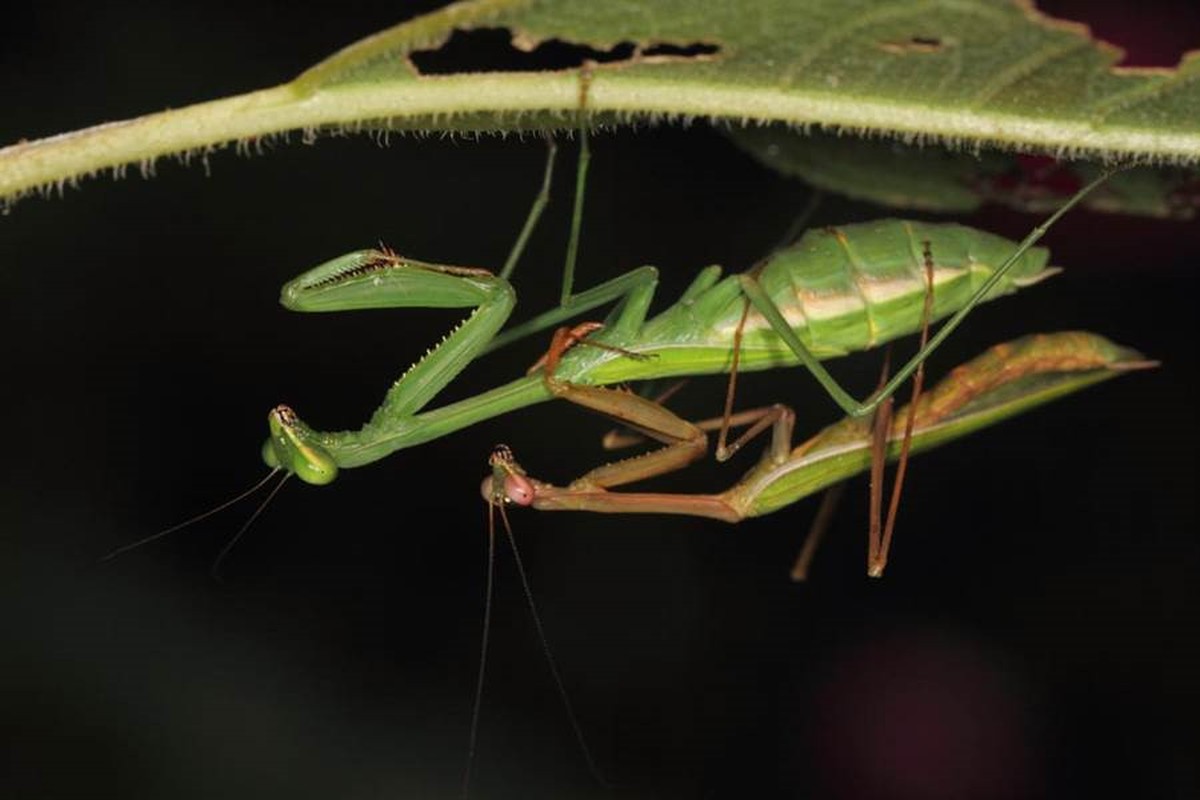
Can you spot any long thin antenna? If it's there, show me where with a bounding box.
[100,469,281,562]
[498,502,608,788]
[210,472,292,580]
[462,502,499,799]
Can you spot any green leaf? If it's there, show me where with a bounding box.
[726,128,1200,218]
[3,0,1199,206]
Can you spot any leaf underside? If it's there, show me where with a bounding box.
[726,128,1200,219]
[3,0,1199,206]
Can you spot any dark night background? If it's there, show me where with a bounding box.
[3,2,1198,798]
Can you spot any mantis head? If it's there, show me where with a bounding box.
[480,444,536,508]
[262,405,339,485]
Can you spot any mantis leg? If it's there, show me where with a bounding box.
[687,404,797,465]
[868,240,936,576]
[485,363,797,519]
[500,63,587,290]
[262,132,684,480]
[712,221,938,580]
[499,137,558,281]
[866,346,897,575]
[483,265,660,354]
[491,129,663,356]
[486,113,680,356]
[560,124,589,305]
[263,255,520,483]
[262,112,658,482]
[738,170,1119,418]
[598,384,798,469]
[528,303,796,490]
[508,320,708,491]
[790,484,846,581]
[545,379,710,490]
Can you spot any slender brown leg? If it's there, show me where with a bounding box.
[716,403,796,465]
[490,339,743,519]
[550,380,712,489]
[585,187,823,464]
[716,297,754,461]
[601,380,689,450]
[869,241,937,577]
[527,477,744,521]
[526,323,710,489]
[523,257,934,576]
[530,317,796,490]
[790,482,846,582]
[580,272,792,469]
[866,347,895,575]
[608,401,796,466]
[714,187,827,462]
[527,322,651,376]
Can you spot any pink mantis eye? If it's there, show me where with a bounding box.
[479,473,536,506]
[503,472,536,506]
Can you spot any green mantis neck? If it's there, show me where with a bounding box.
[316,375,554,469]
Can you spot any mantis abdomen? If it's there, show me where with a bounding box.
[583,220,1055,383]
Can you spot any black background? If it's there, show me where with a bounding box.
[3,2,1199,798]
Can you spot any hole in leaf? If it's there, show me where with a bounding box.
[641,42,721,59]
[877,35,945,54]
[410,28,719,75]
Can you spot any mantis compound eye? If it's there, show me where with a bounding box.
[502,472,535,506]
[478,472,536,507]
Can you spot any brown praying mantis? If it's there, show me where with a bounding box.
[484,330,1149,579]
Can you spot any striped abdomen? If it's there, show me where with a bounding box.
[727,219,1054,357]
